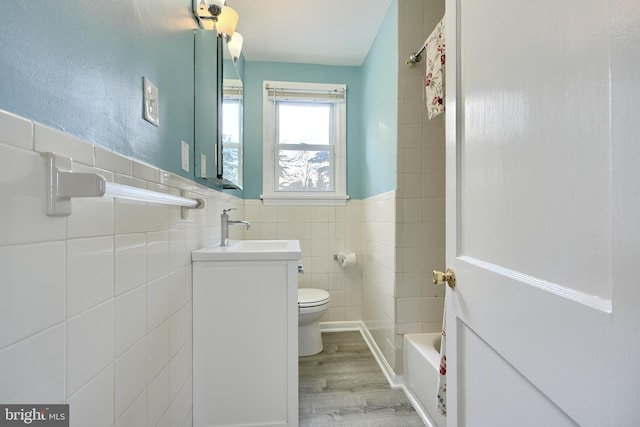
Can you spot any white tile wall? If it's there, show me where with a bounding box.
[115,338,147,419]
[147,320,171,384]
[0,145,66,245]
[360,0,447,376]
[147,231,171,282]
[393,0,447,373]
[0,326,65,404]
[67,301,115,396]
[67,236,114,317]
[244,200,362,322]
[115,286,147,357]
[95,145,133,176]
[361,191,398,370]
[115,233,147,296]
[67,365,115,427]
[67,164,115,239]
[0,109,33,150]
[33,123,94,166]
[169,339,191,401]
[147,365,171,426]
[115,391,147,427]
[0,241,66,349]
[0,108,233,427]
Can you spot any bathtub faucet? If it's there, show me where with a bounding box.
[220,208,251,246]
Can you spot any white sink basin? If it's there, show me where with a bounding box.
[235,240,291,252]
[192,240,301,262]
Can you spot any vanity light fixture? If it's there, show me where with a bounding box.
[194,0,226,31]
[194,0,239,38]
[207,0,225,17]
[227,32,243,61]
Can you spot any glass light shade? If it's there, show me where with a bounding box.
[227,32,243,61]
[216,6,238,38]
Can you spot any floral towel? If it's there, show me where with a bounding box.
[437,311,447,416]
[425,17,446,120]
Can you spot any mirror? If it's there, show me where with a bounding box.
[193,29,221,186]
[221,37,244,190]
[193,30,244,191]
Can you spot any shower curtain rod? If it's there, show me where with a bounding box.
[406,42,426,67]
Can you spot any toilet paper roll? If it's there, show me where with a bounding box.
[338,252,357,268]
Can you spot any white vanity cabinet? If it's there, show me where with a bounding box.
[192,240,301,427]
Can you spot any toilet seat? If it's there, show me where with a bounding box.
[298,288,330,308]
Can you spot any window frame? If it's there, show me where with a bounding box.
[261,80,349,206]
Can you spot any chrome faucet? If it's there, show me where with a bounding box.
[220,208,251,246]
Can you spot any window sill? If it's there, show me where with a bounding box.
[260,194,350,206]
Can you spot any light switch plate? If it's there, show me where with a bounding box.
[200,154,207,177]
[143,77,159,127]
[181,141,189,172]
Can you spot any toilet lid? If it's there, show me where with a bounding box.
[298,288,330,307]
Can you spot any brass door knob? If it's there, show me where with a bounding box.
[433,268,456,288]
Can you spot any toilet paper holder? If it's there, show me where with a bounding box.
[333,252,356,266]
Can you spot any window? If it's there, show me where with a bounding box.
[262,81,348,205]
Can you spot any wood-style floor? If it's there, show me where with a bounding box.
[299,331,424,426]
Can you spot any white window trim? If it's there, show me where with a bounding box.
[261,80,349,206]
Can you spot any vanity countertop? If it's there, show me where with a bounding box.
[192,239,301,262]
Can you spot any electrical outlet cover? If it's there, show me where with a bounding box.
[143,77,159,126]
[200,154,207,177]
[181,141,189,172]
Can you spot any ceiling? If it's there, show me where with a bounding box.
[226,0,393,66]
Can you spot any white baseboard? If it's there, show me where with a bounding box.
[319,321,362,332]
[399,383,436,427]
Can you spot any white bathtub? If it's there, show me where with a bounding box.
[403,333,447,427]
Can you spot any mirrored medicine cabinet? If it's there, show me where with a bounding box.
[221,37,244,190]
[194,29,244,191]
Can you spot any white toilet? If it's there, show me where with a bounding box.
[297,288,331,357]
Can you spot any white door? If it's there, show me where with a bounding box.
[443,1,640,426]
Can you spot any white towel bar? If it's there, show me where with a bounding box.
[45,152,204,217]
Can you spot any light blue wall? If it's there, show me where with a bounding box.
[242,61,363,199]
[242,1,398,200]
[0,0,198,178]
[361,0,398,197]
[0,0,399,198]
